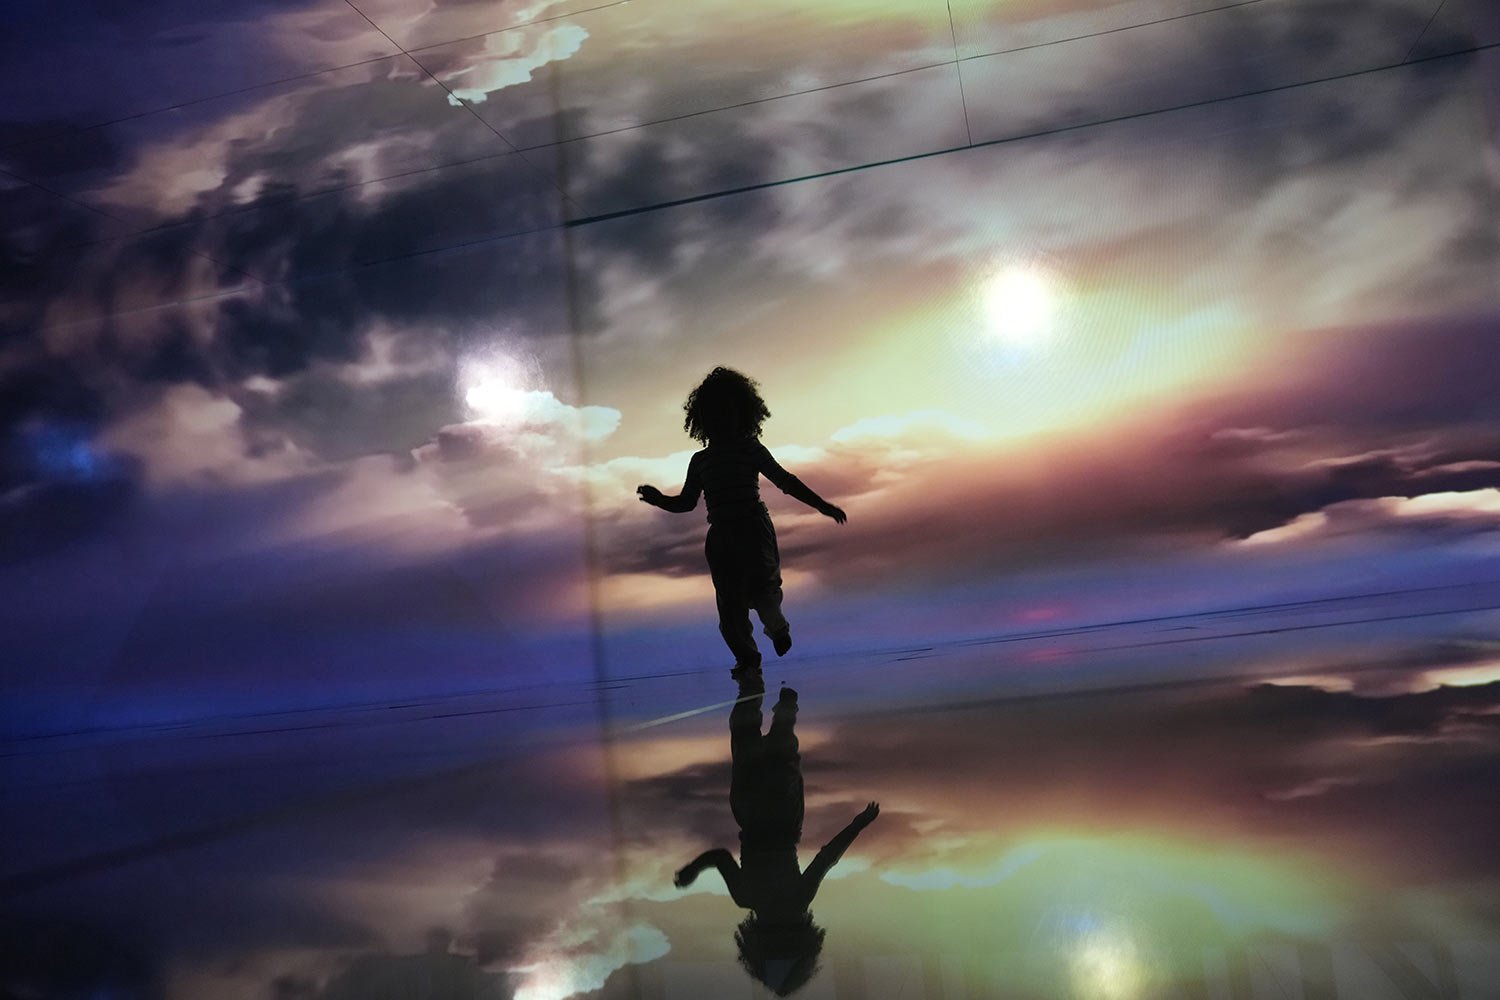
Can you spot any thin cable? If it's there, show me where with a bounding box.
[946,0,976,147]
[562,38,1499,228]
[10,0,1268,252]
[1404,0,1448,61]
[0,0,633,154]
[0,166,263,285]
[957,0,1267,63]
[497,0,1267,155]
[10,0,1275,263]
[24,38,1498,336]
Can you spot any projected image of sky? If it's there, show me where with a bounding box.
[1,0,1499,995]
[4,0,1497,718]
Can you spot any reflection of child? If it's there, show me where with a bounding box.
[674,684,879,996]
[637,368,846,673]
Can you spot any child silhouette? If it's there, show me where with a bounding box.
[638,368,846,674]
[674,682,879,996]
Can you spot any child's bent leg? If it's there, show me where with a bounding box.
[755,596,788,637]
[717,596,760,667]
[750,514,789,639]
[766,689,800,758]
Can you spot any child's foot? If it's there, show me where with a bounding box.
[776,685,798,708]
[737,671,766,696]
[771,627,792,657]
[730,658,762,682]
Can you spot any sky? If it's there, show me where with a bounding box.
[2,0,1499,733]
[2,1,1500,993]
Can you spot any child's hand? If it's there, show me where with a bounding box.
[823,503,847,525]
[637,485,664,507]
[857,801,880,826]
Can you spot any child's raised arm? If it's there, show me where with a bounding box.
[637,456,704,514]
[759,448,847,524]
[803,802,878,898]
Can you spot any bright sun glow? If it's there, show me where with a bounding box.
[982,264,1062,349]
[461,353,532,421]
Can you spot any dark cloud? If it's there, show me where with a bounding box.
[0,474,139,564]
[0,55,573,467]
[0,357,108,444]
[0,117,127,182]
[1213,312,1500,430]
[0,0,389,130]
[620,758,735,847]
[314,939,512,999]
[0,417,141,562]
[0,166,571,484]
[236,368,463,461]
[0,915,162,1000]
[0,181,118,349]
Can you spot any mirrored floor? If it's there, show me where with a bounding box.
[6,588,1500,998]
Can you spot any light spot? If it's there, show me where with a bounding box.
[982,264,1063,350]
[1069,925,1147,1000]
[460,353,535,422]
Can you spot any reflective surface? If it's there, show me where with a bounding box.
[3,0,1500,996]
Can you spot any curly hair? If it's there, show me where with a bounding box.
[682,367,771,445]
[734,914,826,996]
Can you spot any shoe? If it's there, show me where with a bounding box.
[737,671,766,696]
[776,685,798,708]
[771,627,792,657]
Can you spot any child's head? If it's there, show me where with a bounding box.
[733,914,826,996]
[683,367,770,445]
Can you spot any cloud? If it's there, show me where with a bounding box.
[511,923,668,1000]
[5,0,1493,504]
[0,414,143,561]
[0,916,161,1000]
[1242,489,1500,547]
[99,383,316,488]
[441,23,591,105]
[405,390,622,536]
[589,311,1500,596]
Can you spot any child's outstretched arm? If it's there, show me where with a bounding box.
[674,848,749,906]
[760,449,847,523]
[637,456,704,514]
[803,801,878,898]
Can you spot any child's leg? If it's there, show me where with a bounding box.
[749,514,788,638]
[729,692,766,832]
[706,525,761,667]
[729,691,765,762]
